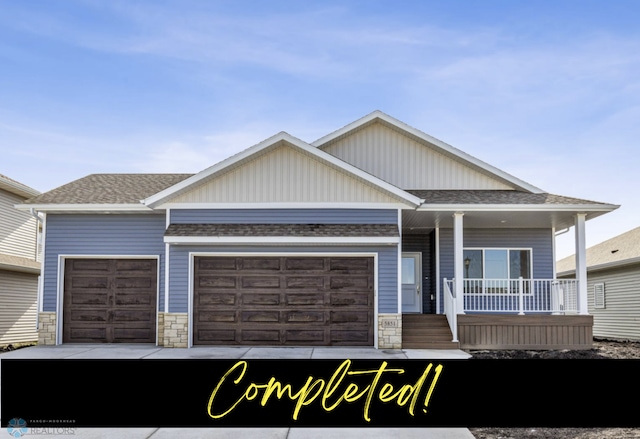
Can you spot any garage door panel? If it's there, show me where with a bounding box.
[331,330,371,345]
[285,257,326,271]
[242,293,280,305]
[198,276,236,288]
[242,330,280,343]
[329,276,371,291]
[194,256,374,346]
[286,330,325,343]
[69,292,109,306]
[329,258,371,273]
[67,310,108,323]
[199,293,236,306]
[199,311,237,323]
[285,311,325,323]
[241,276,281,289]
[198,257,237,271]
[241,258,281,271]
[242,311,280,323]
[71,277,110,289]
[286,276,325,289]
[286,293,324,306]
[64,258,157,343]
[330,293,370,306]
[69,259,111,272]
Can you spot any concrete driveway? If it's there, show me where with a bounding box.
[1,345,474,439]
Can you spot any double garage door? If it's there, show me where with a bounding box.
[64,255,375,346]
[193,256,375,346]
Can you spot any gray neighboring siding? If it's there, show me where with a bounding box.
[587,264,640,341]
[438,228,554,311]
[0,269,38,344]
[169,209,398,224]
[42,215,166,312]
[168,245,398,314]
[0,189,38,260]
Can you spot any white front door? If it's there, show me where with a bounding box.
[401,253,422,313]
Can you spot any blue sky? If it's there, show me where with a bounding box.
[2,0,639,259]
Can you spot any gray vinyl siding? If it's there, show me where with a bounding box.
[587,264,640,341]
[0,269,38,344]
[0,189,38,260]
[438,228,554,311]
[169,208,398,224]
[42,214,166,312]
[168,245,398,313]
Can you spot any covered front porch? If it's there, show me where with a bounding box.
[400,190,617,350]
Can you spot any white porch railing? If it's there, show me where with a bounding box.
[443,278,458,342]
[445,278,579,314]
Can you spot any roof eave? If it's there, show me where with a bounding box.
[15,203,153,213]
[558,256,640,276]
[417,203,620,212]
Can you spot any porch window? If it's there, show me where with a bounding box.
[463,248,532,294]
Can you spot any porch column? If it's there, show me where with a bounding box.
[575,213,588,314]
[453,212,465,314]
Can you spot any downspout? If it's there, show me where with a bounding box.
[29,208,44,331]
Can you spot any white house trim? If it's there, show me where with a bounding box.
[164,236,400,245]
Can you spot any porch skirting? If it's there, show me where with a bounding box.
[457,314,593,350]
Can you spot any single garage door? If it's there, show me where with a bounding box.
[193,256,374,346]
[63,258,157,343]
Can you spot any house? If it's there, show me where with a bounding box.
[16,111,619,350]
[557,226,640,342]
[0,174,41,346]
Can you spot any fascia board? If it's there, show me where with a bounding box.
[0,177,40,198]
[417,203,620,212]
[144,130,422,208]
[312,110,545,194]
[14,203,153,213]
[164,236,400,245]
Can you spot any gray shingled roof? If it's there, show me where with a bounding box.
[557,226,640,273]
[407,190,609,205]
[22,174,193,205]
[165,223,399,237]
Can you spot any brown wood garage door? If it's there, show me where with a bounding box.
[193,256,374,346]
[63,258,157,343]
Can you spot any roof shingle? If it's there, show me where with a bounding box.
[408,190,609,205]
[22,174,193,205]
[165,223,399,237]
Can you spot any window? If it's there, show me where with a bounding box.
[463,248,532,279]
[463,248,533,294]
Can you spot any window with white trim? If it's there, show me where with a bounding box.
[463,248,532,294]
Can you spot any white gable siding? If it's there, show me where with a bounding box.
[170,143,403,205]
[320,122,514,190]
[0,189,38,260]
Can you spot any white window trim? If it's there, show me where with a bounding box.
[462,247,534,296]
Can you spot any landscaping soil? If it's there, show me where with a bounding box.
[467,339,640,439]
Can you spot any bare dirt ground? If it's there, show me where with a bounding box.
[467,339,640,439]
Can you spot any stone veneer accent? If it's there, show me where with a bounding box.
[38,312,57,345]
[163,312,189,348]
[377,313,402,349]
[157,312,165,346]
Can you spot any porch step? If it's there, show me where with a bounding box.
[402,314,460,349]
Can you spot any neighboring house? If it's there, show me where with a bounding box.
[17,111,619,350]
[557,227,640,342]
[0,174,41,345]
